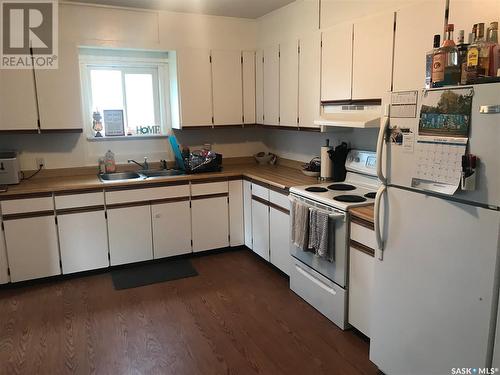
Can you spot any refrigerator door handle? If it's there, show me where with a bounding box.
[376,116,389,184]
[374,184,386,260]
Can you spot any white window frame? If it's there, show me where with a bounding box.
[79,52,170,140]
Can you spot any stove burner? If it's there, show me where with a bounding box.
[333,195,367,203]
[327,183,356,191]
[364,192,376,199]
[305,186,328,193]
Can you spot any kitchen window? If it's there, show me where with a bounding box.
[79,48,170,139]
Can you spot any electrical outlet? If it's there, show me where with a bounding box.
[36,157,45,169]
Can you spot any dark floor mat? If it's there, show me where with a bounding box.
[111,258,198,290]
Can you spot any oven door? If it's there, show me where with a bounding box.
[289,193,348,288]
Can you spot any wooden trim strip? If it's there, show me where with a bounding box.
[0,191,53,201]
[268,201,289,215]
[267,184,289,195]
[251,194,269,206]
[105,180,189,191]
[190,177,229,184]
[150,196,190,205]
[39,128,83,134]
[2,210,55,221]
[350,239,375,257]
[320,98,382,106]
[56,205,105,215]
[0,129,39,134]
[227,175,243,181]
[191,192,228,201]
[212,124,245,128]
[248,178,269,189]
[106,200,152,210]
[350,215,375,231]
[55,188,104,196]
[298,127,321,132]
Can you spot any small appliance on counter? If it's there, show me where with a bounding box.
[0,151,21,185]
[328,142,350,182]
[320,139,333,180]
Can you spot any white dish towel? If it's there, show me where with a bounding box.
[291,198,310,250]
[308,207,331,260]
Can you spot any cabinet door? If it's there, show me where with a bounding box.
[321,23,353,101]
[269,207,291,275]
[152,200,192,258]
[352,11,394,100]
[263,44,280,126]
[35,43,83,130]
[448,0,500,38]
[242,51,256,124]
[212,49,243,125]
[393,1,446,91]
[229,180,244,247]
[58,210,109,274]
[299,32,321,128]
[107,205,153,266]
[251,199,269,261]
[4,215,60,282]
[280,39,299,127]
[192,196,229,252]
[349,246,374,337]
[243,180,253,249]
[0,70,38,130]
[0,220,10,284]
[177,48,213,127]
[256,49,264,124]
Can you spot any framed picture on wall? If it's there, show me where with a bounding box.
[103,110,125,136]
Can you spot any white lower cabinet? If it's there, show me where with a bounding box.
[243,180,253,249]
[251,198,269,261]
[58,210,109,274]
[107,205,153,266]
[229,180,244,246]
[0,221,9,284]
[152,200,192,258]
[269,207,291,275]
[191,196,229,252]
[349,245,374,337]
[4,215,61,282]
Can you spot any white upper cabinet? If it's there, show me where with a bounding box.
[321,23,353,101]
[0,70,38,131]
[242,51,256,124]
[255,49,264,124]
[448,0,500,37]
[36,43,83,130]
[393,1,446,91]
[176,48,213,127]
[352,11,395,100]
[211,49,243,125]
[279,39,299,127]
[263,44,280,126]
[299,32,321,128]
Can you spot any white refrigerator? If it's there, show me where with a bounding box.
[370,83,500,375]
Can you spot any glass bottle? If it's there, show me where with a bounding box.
[467,24,481,82]
[486,22,499,77]
[457,30,469,84]
[433,24,459,87]
[426,34,441,88]
[477,23,491,76]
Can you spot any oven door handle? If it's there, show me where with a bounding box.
[374,184,386,260]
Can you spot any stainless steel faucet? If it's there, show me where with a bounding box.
[128,157,149,170]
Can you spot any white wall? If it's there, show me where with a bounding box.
[1,2,259,170]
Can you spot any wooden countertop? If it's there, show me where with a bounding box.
[349,205,374,223]
[0,163,319,198]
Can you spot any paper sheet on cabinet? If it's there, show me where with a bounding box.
[411,88,473,195]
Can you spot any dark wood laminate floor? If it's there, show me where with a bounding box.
[0,250,378,375]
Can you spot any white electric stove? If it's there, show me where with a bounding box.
[288,150,379,330]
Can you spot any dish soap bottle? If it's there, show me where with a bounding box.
[104,150,116,173]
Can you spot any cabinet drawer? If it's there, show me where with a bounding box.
[251,183,269,200]
[191,181,228,196]
[269,190,289,211]
[1,196,54,215]
[55,191,104,209]
[350,222,376,250]
[106,185,190,205]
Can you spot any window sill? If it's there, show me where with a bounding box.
[86,135,169,141]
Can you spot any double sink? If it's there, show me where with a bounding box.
[98,169,185,182]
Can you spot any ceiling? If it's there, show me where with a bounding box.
[63,0,295,19]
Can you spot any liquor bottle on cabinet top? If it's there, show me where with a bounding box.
[432,24,459,87]
[457,30,469,84]
[486,22,499,77]
[426,34,441,88]
[466,24,481,82]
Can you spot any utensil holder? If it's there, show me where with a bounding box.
[461,171,476,191]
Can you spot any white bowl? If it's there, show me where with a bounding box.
[302,170,320,177]
[254,153,273,165]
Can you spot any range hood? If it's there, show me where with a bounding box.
[315,99,384,131]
